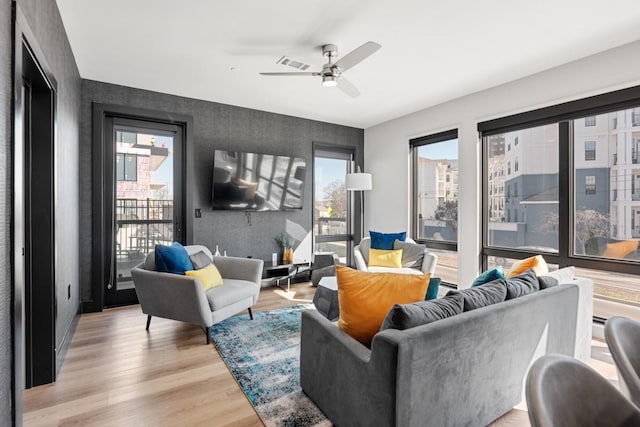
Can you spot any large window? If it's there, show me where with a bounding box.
[410,129,458,285]
[480,86,640,321]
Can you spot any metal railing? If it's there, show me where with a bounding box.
[116,198,173,262]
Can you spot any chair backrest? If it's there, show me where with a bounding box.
[142,244,213,271]
[605,316,640,407]
[526,354,640,427]
[356,236,419,266]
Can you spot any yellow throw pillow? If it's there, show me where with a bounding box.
[506,255,549,278]
[185,263,223,290]
[368,248,403,268]
[602,240,639,259]
[336,265,430,347]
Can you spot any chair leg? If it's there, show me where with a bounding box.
[145,315,152,331]
[248,307,254,320]
[206,326,210,345]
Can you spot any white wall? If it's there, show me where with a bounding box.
[364,40,640,287]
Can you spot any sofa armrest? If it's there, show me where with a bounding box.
[421,250,438,275]
[300,310,397,426]
[353,245,368,271]
[211,256,263,285]
[131,267,213,327]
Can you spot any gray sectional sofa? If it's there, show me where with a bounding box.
[300,277,593,427]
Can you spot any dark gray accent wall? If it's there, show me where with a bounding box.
[1,1,13,424]
[17,0,82,369]
[80,80,364,302]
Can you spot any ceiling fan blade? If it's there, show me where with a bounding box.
[337,76,360,98]
[334,41,381,72]
[259,72,320,76]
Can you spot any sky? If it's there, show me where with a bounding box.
[418,138,458,160]
[314,157,348,200]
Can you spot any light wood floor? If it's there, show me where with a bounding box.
[23,283,618,427]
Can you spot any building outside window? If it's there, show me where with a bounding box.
[585,140,596,161]
[585,175,596,195]
[116,153,137,181]
[585,116,596,126]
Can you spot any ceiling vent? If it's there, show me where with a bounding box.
[276,56,311,71]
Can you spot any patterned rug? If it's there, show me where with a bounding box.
[209,306,332,427]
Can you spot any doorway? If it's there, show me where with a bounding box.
[107,119,183,306]
[313,145,355,265]
[91,105,193,310]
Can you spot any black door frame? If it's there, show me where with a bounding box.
[12,2,58,421]
[87,104,193,312]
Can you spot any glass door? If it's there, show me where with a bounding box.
[106,118,183,306]
[313,147,354,265]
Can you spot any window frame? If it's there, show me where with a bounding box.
[409,128,458,253]
[584,140,596,161]
[478,84,640,284]
[585,175,596,195]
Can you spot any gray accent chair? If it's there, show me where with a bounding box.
[353,237,437,275]
[131,245,263,344]
[526,354,640,427]
[310,252,339,287]
[301,279,593,427]
[605,316,640,407]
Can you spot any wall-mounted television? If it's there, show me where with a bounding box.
[212,150,306,211]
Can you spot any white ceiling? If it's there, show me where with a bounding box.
[56,0,640,129]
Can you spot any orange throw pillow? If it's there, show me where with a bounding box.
[506,255,549,278]
[336,265,430,347]
[602,240,639,259]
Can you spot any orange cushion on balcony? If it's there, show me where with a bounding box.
[602,240,639,259]
[336,266,430,347]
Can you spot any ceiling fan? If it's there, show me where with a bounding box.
[259,41,382,98]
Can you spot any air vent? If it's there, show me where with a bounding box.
[276,56,311,71]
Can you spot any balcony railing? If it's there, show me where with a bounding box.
[634,152,639,165]
[116,198,173,280]
[633,191,640,201]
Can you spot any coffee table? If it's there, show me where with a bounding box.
[313,276,339,321]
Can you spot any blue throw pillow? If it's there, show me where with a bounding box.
[471,266,505,287]
[425,277,441,300]
[370,230,407,250]
[155,242,193,274]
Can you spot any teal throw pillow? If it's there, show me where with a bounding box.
[471,266,505,287]
[425,277,441,300]
[370,230,407,250]
[155,242,193,274]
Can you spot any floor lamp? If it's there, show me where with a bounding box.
[346,166,372,244]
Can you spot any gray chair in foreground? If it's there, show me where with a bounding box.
[131,245,263,344]
[526,354,640,427]
[605,316,640,407]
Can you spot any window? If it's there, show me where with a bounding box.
[585,175,596,195]
[116,153,137,181]
[514,136,519,146]
[480,86,640,322]
[515,159,519,172]
[514,182,518,197]
[585,140,596,161]
[507,162,511,175]
[411,129,459,285]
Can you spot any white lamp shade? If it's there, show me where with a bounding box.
[345,172,372,191]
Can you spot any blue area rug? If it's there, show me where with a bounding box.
[210,306,331,427]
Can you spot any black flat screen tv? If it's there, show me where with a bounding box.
[212,150,306,211]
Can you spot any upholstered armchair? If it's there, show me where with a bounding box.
[131,245,263,343]
[353,237,437,275]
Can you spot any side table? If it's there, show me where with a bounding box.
[313,276,339,321]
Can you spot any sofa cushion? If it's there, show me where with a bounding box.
[506,255,548,278]
[155,242,193,274]
[471,266,505,287]
[426,277,441,300]
[538,275,559,290]
[446,280,507,311]
[336,266,430,347]
[185,263,223,290]
[370,230,407,250]
[189,250,212,270]
[206,279,259,311]
[540,266,575,284]
[381,293,464,331]
[393,240,426,269]
[368,248,403,268]
[505,269,540,300]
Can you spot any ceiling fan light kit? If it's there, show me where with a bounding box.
[260,41,381,97]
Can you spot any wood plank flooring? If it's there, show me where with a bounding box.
[23,283,617,426]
